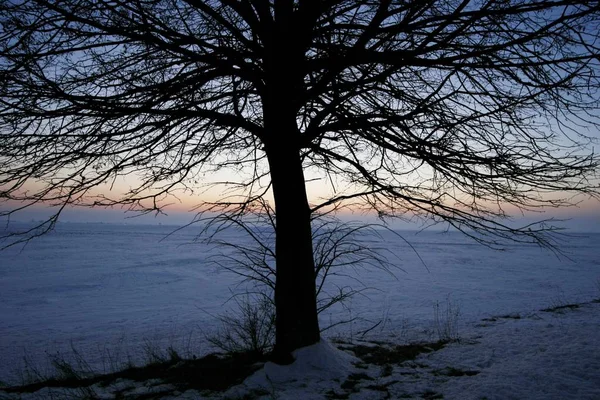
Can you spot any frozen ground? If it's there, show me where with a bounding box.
[0,222,599,398]
[2,301,599,399]
[226,301,600,400]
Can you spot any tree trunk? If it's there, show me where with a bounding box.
[261,7,319,362]
[265,139,321,363]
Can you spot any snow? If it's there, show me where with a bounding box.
[252,340,356,384]
[225,340,359,399]
[421,304,600,400]
[4,304,599,399]
[0,222,599,399]
[229,303,600,399]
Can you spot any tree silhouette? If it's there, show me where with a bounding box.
[1,0,599,360]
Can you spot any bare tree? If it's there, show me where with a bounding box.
[1,0,599,361]
[204,201,398,334]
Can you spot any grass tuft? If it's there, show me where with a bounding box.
[325,389,351,399]
[422,390,444,399]
[541,303,580,313]
[340,373,372,391]
[207,293,275,357]
[433,367,480,377]
[433,297,461,342]
[341,340,448,366]
[2,350,265,396]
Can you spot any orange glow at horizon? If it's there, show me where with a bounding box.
[10,166,600,221]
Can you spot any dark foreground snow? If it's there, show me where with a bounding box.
[2,301,599,399]
[227,301,600,400]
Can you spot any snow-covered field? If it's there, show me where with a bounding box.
[225,303,600,400]
[1,222,599,398]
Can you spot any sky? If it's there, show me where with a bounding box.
[4,147,600,232]
[4,195,599,233]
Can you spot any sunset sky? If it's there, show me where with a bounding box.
[5,126,600,233]
[7,177,600,232]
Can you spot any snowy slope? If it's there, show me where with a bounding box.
[0,222,599,398]
[2,302,599,399]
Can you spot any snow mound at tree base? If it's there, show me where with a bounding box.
[225,340,359,398]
